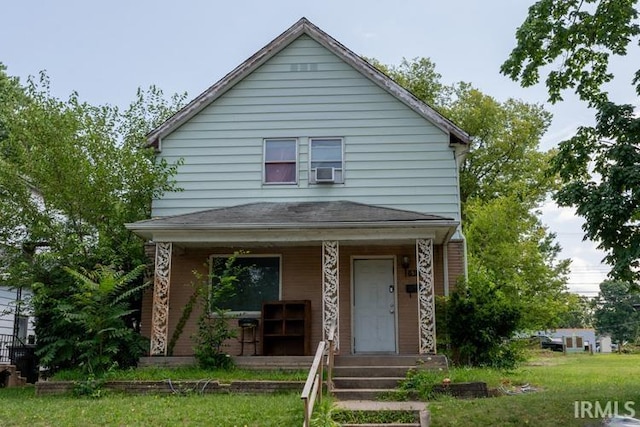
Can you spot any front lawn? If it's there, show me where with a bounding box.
[0,387,303,426]
[2,352,640,426]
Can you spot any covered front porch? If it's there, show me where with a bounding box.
[126,201,463,360]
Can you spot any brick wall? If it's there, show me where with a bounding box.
[140,240,466,357]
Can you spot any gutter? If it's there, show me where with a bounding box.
[126,219,460,232]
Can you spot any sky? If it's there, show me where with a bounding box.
[2,0,638,296]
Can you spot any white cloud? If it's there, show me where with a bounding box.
[539,200,609,296]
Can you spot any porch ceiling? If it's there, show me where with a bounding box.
[126,201,459,246]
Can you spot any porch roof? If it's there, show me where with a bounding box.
[126,201,459,245]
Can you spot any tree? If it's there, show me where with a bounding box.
[501,0,639,107]
[464,196,570,331]
[557,293,595,329]
[0,65,186,372]
[442,83,555,207]
[366,57,445,107]
[502,0,640,283]
[371,57,571,332]
[593,280,640,343]
[0,66,185,278]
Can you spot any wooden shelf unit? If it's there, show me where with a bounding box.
[261,300,311,356]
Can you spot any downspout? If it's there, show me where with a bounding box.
[12,287,22,342]
[463,238,469,281]
[453,143,469,282]
[442,228,454,298]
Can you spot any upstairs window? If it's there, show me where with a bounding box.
[264,139,297,184]
[310,138,344,183]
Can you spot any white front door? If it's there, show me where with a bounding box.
[353,258,397,353]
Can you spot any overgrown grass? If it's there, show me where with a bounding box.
[0,387,303,426]
[426,352,640,426]
[332,409,417,424]
[52,365,308,382]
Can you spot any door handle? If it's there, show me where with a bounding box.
[390,304,395,314]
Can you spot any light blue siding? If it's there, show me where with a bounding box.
[153,35,461,220]
[0,288,13,335]
[0,287,33,338]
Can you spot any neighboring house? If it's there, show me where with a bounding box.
[0,284,34,369]
[0,286,31,339]
[536,328,596,352]
[0,172,40,364]
[127,18,470,358]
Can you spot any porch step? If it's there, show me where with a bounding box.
[139,356,313,371]
[334,355,448,368]
[233,356,313,370]
[332,388,402,401]
[333,376,403,389]
[331,355,448,389]
[334,366,411,378]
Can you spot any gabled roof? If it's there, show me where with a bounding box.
[129,201,454,228]
[147,17,470,148]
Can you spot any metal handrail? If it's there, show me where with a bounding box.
[0,334,26,364]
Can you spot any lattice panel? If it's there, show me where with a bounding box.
[322,240,339,351]
[150,242,172,356]
[417,238,436,354]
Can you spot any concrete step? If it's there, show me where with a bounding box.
[332,388,401,401]
[233,356,313,370]
[335,355,447,369]
[333,376,404,389]
[333,365,413,378]
[0,365,27,387]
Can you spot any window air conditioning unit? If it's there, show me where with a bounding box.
[315,167,335,183]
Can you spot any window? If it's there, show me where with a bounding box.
[264,139,297,184]
[310,137,344,183]
[16,316,28,341]
[210,255,280,313]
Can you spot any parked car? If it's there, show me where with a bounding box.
[531,335,564,352]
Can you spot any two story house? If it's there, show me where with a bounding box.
[127,18,469,360]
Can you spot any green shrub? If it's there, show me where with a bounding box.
[193,308,236,370]
[72,375,106,398]
[310,398,340,427]
[444,269,524,369]
[399,368,447,400]
[186,253,246,370]
[35,264,149,377]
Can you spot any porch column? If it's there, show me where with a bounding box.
[150,242,172,356]
[322,240,339,351]
[417,238,436,354]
